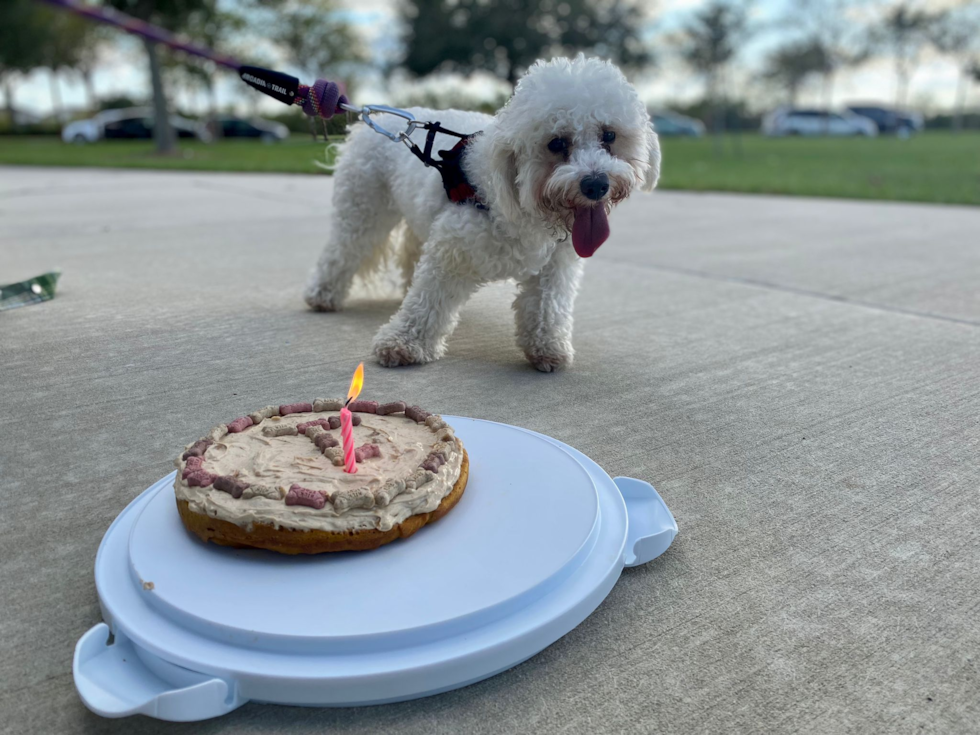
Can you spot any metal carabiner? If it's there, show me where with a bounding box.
[340,103,420,142]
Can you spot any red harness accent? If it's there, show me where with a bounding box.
[437,137,484,208]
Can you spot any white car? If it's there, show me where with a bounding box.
[62,107,211,143]
[762,108,878,137]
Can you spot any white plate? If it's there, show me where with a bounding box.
[74,418,677,721]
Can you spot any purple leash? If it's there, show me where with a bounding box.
[35,0,349,120]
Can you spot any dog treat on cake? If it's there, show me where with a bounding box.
[313,397,343,412]
[173,398,467,554]
[248,405,279,424]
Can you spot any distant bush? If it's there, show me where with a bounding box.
[925,112,980,130]
[0,115,61,136]
[389,88,508,114]
[99,95,145,111]
[266,108,349,137]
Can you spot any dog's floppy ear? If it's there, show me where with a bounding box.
[486,129,522,220]
[641,122,661,192]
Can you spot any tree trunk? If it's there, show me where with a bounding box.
[953,67,967,134]
[144,39,176,154]
[49,70,64,122]
[822,71,834,135]
[896,58,908,108]
[3,76,16,131]
[707,71,723,158]
[206,81,220,140]
[80,67,98,112]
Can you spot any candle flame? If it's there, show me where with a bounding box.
[346,362,364,403]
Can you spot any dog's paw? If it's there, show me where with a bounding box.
[304,281,342,312]
[374,335,430,368]
[525,350,573,373]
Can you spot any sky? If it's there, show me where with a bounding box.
[5,0,977,119]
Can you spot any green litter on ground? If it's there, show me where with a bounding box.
[0,271,61,311]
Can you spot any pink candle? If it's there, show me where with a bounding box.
[340,405,357,474]
[340,362,364,474]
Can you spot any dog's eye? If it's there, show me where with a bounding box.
[602,130,616,144]
[547,137,568,154]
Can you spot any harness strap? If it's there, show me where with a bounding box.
[402,121,469,168]
[422,125,440,166]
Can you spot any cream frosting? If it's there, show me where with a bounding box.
[174,411,463,533]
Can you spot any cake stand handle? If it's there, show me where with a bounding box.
[73,623,243,721]
[614,477,678,567]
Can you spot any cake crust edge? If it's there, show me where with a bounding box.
[176,450,469,554]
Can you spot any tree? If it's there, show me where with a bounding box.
[37,9,100,121]
[930,6,980,132]
[0,1,51,129]
[105,0,222,153]
[75,34,105,112]
[870,2,935,108]
[400,0,651,86]
[677,0,752,143]
[0,1,100,124]
[779,0,870,115]
[266,0,365,82]
[161,9,244,124]
[763,39,830,106]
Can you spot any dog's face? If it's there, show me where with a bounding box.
[485,56,660,257]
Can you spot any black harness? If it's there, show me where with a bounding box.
[400,122,487,210]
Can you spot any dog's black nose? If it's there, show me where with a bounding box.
[580,173,609,201]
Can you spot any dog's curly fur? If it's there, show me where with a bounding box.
[305,55,661,372]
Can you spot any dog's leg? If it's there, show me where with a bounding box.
[514,244,583,372]
[304,157,400,311]
[398,227,424,294]
[304,210,400,311]
[373,248,478,367]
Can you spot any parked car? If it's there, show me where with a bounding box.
[762,108,878,137]
[62,107,211,143]
[649,110,705,137]
[845,104,924,136]
[213,116,290,142]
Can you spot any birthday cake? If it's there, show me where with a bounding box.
[173,398,467,554]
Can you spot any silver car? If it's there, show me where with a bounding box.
[762,108,878,137]
[62,107,211,143]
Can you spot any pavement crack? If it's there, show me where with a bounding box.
[190,178,323,207]
[604,260,980,330]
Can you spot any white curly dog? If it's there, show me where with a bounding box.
[304,55,661,372]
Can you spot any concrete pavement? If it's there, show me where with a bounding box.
[2,167,979,734]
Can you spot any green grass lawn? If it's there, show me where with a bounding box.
[1,132,978,206]
[0,135,340,174]
[660,132,980,206]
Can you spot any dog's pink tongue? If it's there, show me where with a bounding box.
[572,205,610,258]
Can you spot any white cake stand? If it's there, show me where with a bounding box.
[73,417,677,721]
